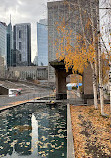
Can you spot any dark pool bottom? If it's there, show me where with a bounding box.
[0,103,67,158]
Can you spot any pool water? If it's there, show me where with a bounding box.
[0,103,67,158]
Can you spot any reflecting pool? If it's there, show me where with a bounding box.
[0,103,67,158]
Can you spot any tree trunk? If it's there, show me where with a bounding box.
[93,77,98,109]
[98,45,104,115]
[91,64,98,109]
[89,0,98,109]
[110,71,111,117]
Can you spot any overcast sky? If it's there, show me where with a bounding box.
[0,0,60,61]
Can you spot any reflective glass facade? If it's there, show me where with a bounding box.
[0,22,7,66]
[7,22,13,67]
[37,20,48,66]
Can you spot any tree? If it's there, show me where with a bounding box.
[99,0,111,115]
[70,74,82,84]
[55,0,111,116]
[55,0,99,109]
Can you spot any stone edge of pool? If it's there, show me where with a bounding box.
[0,101,27,112]
[67,103,75,158]
[0,98,36,112]
[0,97,42,112]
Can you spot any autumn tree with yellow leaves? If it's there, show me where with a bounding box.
[55,0,110,115]
[70,74,82,84]
[55,18,99,107]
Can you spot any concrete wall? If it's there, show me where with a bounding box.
[83,65,93,95]
[82,65,94,104]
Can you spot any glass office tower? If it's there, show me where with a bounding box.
[7,21,13,67]
[37,19,48,66]
[0,22,7,67]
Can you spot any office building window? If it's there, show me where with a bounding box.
[19,30,22,38]
[19,42,22,50]
[19,54,21,61]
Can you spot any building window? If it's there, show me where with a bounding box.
[19,42,22,50]
[19,30,22,38]
[19,54,21,61]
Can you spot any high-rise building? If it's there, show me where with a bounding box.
[0,56,5,78]
[11,49,22,67]
[37,19,48,66]
[13,23,31,66]
[47,0,99,82]
[33,56,38,65]
[7,19,13,67]
[0,22,7,67]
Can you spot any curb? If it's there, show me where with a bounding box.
[67,103,75,158]
[0,101,28,113]
[0,95,51,112]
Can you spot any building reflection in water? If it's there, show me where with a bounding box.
[31,113,39,157]
[35,104,67,158]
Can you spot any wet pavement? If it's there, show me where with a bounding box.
[0,80,53,108]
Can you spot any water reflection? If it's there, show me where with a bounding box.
[0,103,67,158]
[31,114,39,157]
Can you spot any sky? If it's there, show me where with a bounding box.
[0,0,60,61]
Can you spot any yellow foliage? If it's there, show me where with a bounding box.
[55,19,110,81]
[85,18,91,30]
[70,74,82,83]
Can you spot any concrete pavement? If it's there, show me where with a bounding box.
[0,80,53,111]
